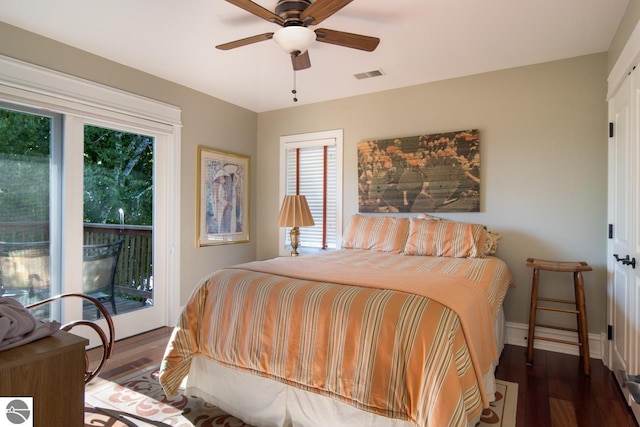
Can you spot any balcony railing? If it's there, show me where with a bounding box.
[0,221,153,301]
[0,221,49,242]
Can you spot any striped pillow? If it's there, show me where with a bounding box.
[341,215,410,253]
[403,217,487,258]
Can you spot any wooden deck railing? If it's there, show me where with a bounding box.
[0,221,49,242]
[0,222,153,300]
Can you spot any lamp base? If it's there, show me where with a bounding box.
[289,227,300,257]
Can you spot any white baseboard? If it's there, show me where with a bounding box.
[505,321,606,360]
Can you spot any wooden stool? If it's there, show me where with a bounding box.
[526,258,592,375]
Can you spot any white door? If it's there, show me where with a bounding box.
[631,67,640,422]
[608,68,640,422]
[61,116,170,342]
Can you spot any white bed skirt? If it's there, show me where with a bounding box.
[185,307,507,427]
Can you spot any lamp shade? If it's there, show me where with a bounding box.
[278,195,315,227]
[273,26,316,54]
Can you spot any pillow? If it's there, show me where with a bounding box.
[403,217,487,258]
[480,230,501,257]
[415,214,501,257]
[341,215,410,253]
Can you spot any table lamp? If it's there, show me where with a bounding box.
[278,195,315,256]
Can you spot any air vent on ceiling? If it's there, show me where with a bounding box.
[354,69,385,80]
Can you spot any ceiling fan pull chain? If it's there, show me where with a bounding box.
[292,69,298,102]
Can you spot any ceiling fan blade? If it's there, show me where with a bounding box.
[300,0,353,25]
[291,51,311,70]
[216,33,274,50]
[314,28,380,52]
[225,0,284,25]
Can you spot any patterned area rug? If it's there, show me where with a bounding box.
[85,366,517,427]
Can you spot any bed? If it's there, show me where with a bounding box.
[159,215,513,427]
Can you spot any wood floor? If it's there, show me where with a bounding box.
[87,326,173,380]
[495,344,638,427]
[88,327,638,427]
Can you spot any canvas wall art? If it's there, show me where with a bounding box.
[197,146,249,246]
[358,129,480,213]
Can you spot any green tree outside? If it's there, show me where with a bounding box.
[0,109,153,226]
[0,109,50,223]
[84,125,153,226]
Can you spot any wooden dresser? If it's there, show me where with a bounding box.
[0,330,88,427]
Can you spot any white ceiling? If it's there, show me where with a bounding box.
[0,0,629,113]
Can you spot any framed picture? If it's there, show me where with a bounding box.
[358,129,480,213]
[196,146,250,246]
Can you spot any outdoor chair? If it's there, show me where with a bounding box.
[83,240,124,315]
[0,241,50,304]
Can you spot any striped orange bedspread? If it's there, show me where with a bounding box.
[159,250,513,427]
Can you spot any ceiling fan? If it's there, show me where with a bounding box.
[216,0,380,71]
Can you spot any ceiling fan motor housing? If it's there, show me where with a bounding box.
[217,0,380,73]
[275,0,312,25]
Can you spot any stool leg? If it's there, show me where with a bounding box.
[574,271,590,375]
[527,267,540,366]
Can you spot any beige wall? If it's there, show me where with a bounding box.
[0,20,611,335]
[0,21,259,305]
[257,54,609,332]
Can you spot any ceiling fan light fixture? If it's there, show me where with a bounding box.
[273,26,316,54]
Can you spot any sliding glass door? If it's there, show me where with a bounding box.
[82,124,155,320]
[66,116,168,338]
[0,103,168,340]
[0,104,61,308]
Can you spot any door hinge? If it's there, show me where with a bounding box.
[608,324,613,340]
[609,122,614,138]
[609,224,613,239]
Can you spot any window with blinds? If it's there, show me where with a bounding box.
[279,130,343,255]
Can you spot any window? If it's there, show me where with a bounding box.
[279,130,343,255]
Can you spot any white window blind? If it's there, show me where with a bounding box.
[284,145,337,249]
[280,130,343,255]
